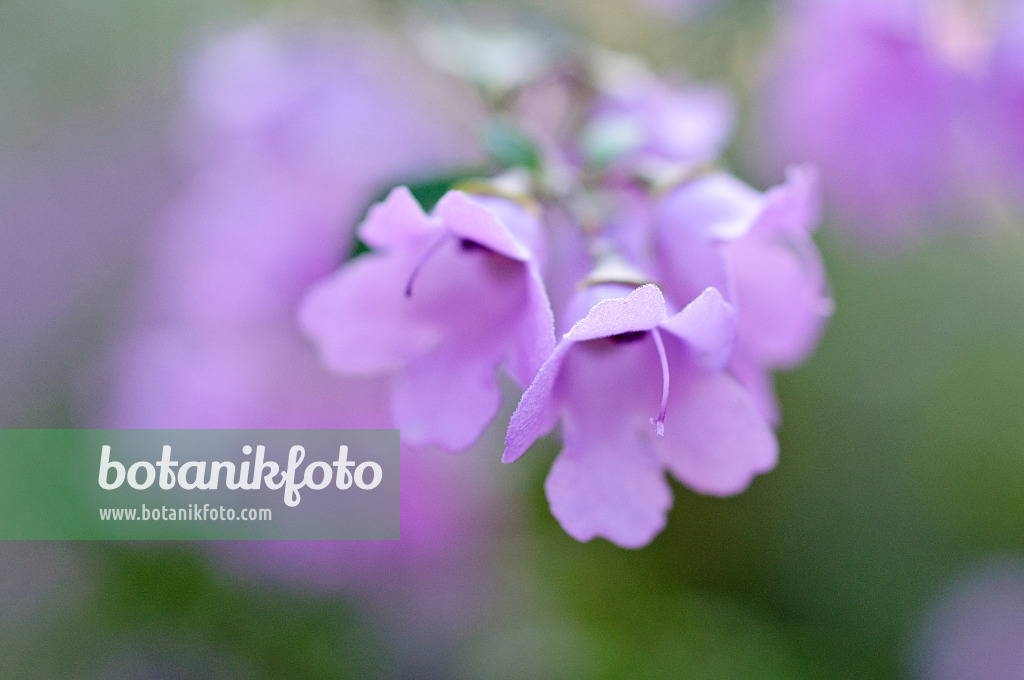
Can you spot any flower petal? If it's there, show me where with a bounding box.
[546,425,671,548]
[434,190,531,260]
[654,182,737,306]
[503,341,572,463]
[658,286,737,370]
[298,253,443,373]
[660,173,764,241]
[727,166,832,368]
[562,283,666,342]
[502,264,556,388]
[543,334,670,547]
[358,185,439,249]
[392,345,503,451]
[653,353,778,496]
[728,354,780,426]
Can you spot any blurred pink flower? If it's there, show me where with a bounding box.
[105,23,498,603]
[755,0,991,245]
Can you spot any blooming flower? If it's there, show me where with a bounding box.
[504,284,777,548]
[300,186,556,451]
[754,0,980,244]
[652,165,832,422]
[109,18,833,556]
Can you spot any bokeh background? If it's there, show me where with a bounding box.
[4,0,1024,677]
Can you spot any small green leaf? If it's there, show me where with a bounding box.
[483,121,543,172]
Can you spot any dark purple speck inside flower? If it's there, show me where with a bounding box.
[459,238,486,252]
[609,330,647,344]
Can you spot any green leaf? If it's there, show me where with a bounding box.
[482,121,542,173]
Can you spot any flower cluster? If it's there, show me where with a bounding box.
[300,44,833,547]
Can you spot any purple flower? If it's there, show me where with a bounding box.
[504,284,776,548]
[180,25,482,229]
[653,166,832,422]
[583,75,734,170]
[300,187,556,451]
[105,24,502,601]
[755,0,981,244]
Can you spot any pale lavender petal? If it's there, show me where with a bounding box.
[755,164,821,237]
[545,335,671,547]
[393,346,503,451]
[563,283,666,342]
[645,85,735,164]
[358,186,440,249]
[728,354,780,427]
[395,235,540,353]
[545,430,671,548]
[298,253,443,373]
[661,173,764,241]
[506,287,664,464]
[658,286,737,370]
[470,194,547,266]
[503,342,572,463]
[728,234,832,368]
[654,176,758,307]
[727,167,832,368]
[434,191,532,260]
[655,217,729,310]
[542,210,593,333]
[559,283,639,335]
[502,264,557,388]
[326,227,551,450]
[653,347,778,496]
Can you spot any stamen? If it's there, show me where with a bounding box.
[404,233,452,298]
[650,327,670,437]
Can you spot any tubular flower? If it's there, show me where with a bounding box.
[504,284,777,548]
[300,186,556,451]
[653,165,832,422]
